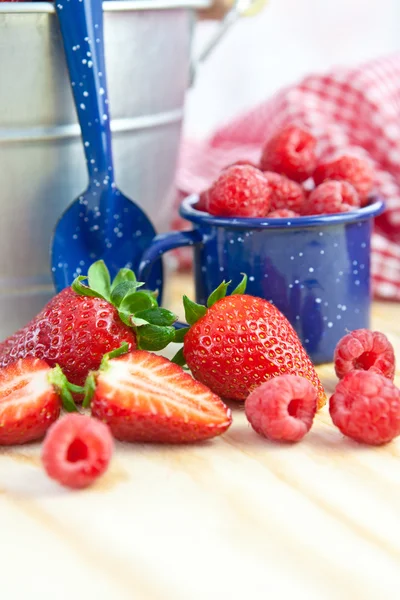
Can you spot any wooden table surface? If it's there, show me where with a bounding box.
[1,273,400,600]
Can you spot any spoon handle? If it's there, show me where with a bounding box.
[56,0,114,182]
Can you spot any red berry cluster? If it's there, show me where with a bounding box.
[198,126,375,218]
[245,328,399,446]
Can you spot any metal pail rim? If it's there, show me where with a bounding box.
[0,0,211,14]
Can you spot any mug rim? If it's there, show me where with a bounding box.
[179,194,385,229]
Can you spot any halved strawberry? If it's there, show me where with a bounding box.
[84,347,232,443]
[0,358,79,445]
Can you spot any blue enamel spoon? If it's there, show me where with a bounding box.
[51,0,162,296]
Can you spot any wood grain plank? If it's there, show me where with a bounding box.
[1,272,399,600]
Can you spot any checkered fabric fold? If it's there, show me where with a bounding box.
[176,54,400,301]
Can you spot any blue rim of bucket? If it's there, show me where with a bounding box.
[180,194,385,230]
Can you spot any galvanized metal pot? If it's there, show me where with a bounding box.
[0,0,208,338]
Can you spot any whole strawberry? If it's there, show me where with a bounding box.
[172,277,326,408]
[0,261,177,388]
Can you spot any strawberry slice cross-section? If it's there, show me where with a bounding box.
[88,350,232,443]
[0,357,84,446]
[0,358,62,445]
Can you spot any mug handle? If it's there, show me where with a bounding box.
[138,229,203,329]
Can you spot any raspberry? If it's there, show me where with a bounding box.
[313,155,374,206]
[334,329,395,380]
[207,165,271,217]
[268,209,299,218]
[329,371,400,445]
[303,180,360,215]
[41,414,113,489]
[245,375,317,442]
[263,172,305,213]
[259,126,317,183]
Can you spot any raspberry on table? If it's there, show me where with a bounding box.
[207,165,271,217]
[313,155,374,206]
[334,329,395,380]
[268,209,299,218]
[244,375,317,443]
[41,413,114,489]
[303,180,360,215]
[263,171,305,213]
[259,125,318,183]
[329,370,400,445]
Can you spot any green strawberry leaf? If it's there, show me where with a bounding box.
[119,290,157,316]
[82,372,96,408]
[231,273,248,295]
[67,382,87,395]
[111,267,137,291]
[48,365,79,412]
[88,260,111,301]
[71,275,106,300]
[102,341,130,364]
[118,311,133,327]
[171,347,186,366]
[83,342,130,407]
[110,281,144,307]
[135,307,177,327]
[183,295,207,325]
[136,324,176,351]
[173,327,189,343]
[207,280,231,308]
[130,316,150,327]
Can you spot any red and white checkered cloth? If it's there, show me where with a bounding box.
[176,53,400,301]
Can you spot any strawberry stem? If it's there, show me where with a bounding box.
[82,342,131,408]
[67,382,86,394]
[100,342,130,369]
[48,365,80,412]
[82,372,96,408]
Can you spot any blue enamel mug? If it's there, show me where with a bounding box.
[138,195,384,364]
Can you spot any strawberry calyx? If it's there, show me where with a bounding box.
[71,260,178,352]
[82,342,130,408]
[171,274,248,366]
[48,364,84,412]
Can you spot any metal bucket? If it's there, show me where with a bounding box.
[0,0,207,338]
